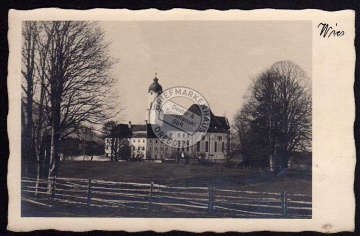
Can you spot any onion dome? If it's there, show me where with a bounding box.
[148,74,163,93]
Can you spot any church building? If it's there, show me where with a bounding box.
[105,75,230,163]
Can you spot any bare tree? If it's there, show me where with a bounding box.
[102,121,131,161]
[42,22,117,177]
[102,121,118,161]
[21,21,118,179]
[234,61,311,173]
[21,22,39,177]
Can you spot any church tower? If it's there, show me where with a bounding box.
[146,73,163,124]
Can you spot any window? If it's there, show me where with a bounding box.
[214,141,217,152]
[160,154,162,159]
[183,133,185,138]
[186,140,189,151]
[177,141,180,151]
[155,147,158,152]
[133,139,135,143]
[161,147,163,152]
[197,142,200,152]
[178,133,180,138]
[143,139,145,143]
[205,141,209,152]
[218,135,222,141]
[138,139,140,143]
[138,146,140,151]
[155,140,158,143]
[222,142,225,152]
[150,139,152,143]
[142,147,145,151]
[169,133,172,137]
[150,147,152,151]
[133,146,135,151]
[155,154,157,159]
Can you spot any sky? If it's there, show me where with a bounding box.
[99,21,312,125]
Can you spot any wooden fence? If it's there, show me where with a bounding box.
[21,177,311,218]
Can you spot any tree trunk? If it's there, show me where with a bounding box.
[114,139,118,162]
[110,138,114,161]
[48,127,60,178]
[269,155,274,172]
[35,151,44,196]
[49,100,61,178]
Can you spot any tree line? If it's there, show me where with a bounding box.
[232,61,312,174]
[21,21,118,179]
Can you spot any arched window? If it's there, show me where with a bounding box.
[222,142,225,152]
[197,142,201,152]
[132,146,135,151]
[142,147,145,151]
[138,146,140,151]
[214,141,217,152]
[205,141,209,152]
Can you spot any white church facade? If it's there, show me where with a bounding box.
[105,75,230,163]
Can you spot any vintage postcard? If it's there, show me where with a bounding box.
[7,9,355,232]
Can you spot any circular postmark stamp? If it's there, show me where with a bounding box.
[149,86,211,149]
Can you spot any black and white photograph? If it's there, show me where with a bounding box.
[7,9,355,232]
[19,19,312,219]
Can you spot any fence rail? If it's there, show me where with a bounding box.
[21,177,311,218]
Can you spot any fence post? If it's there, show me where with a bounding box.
[149,182,153,210]
[87,178,92,206]
[281,191,288,217]
[51,176,56,206]
[208,183,214,214]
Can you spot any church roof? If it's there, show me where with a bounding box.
[148,76,163,93]
[106,124,132,138]
[131,125,147,132]
[132,132,148,138]
[187,104,230,133]
[108,104,229,139]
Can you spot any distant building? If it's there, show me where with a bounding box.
[105,75,230,162]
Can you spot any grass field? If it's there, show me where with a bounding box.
[22,161,311,217]
[57,161,311,194]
